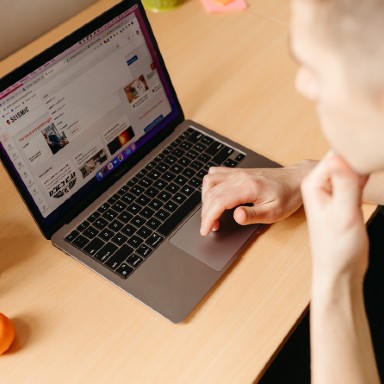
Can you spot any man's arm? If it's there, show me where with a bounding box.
[302,155,380,384]
[311,276,379,384]
[200,160,316,236]
[200,159,384,236]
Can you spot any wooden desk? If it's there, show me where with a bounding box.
[0,1,376,383]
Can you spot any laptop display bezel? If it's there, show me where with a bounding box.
[0,0,184,239]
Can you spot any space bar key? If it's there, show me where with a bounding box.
[157,191,201,237]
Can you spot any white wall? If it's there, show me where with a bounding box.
[0,0,100,60]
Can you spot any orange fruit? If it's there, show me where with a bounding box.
[0,313,15,355]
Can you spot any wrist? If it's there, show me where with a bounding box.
[311,272,364,304]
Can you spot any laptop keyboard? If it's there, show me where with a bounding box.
[64,127,245,279]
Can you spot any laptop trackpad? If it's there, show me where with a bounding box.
[170,208,262,271]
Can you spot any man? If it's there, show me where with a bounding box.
[201,1,384,382]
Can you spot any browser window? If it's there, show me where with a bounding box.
[0,9,172,219]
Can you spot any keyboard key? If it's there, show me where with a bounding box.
[197,169,208,179]
[121,224,136,237]
[138,177,152,188]
[146,186,159,198]
[146,233,164,248]
[128,235,144,248]
[165,183,179,194]
[235,153,245,162]
[178,157,191,167]
[131,216,146,228]
[136,169,147,178]
[131,185,145,196]
[107,194,119,205]
[180,141,192,151]
[111,233,128,246]
[118,211,133,224]
[112,201,127,212]
[99,228,114,241]
[97,202,110,213]
[72,235,89,249]
[189,177,202,188]
[170,138,182,147]
[180,130,191,139]
[83,226,99,239]
[174,175,188,186]
[145,161,156,171]
[212,146,234,165]
[170,164,184,174]
[140,206,155,219]
[173,193,186,204]
[127,202,141,215]
[88,211,101,222]
[163,145,173,154]
[164,201,178,212]
[206,141,225,156]
[162,171,176,182]
[121,192,135,204]
[148,199,163,210]
[156,162,169,173]
[77,221,90,232]
[137,226,152,239]
[147,217,161,230]
[116,263,134,279]
[186,130,204,143]
[147,170,161,180]
[197,153,211,163]
[117,185,129,195]
[224,159,238,168]
[137,195,151,206]
[182,167,195,178]
[127,254,143,268]
[171,149,185,158]
[164,155,177,165]
[180,185,195,196]
[185,149,199,160]
[190,160,204,171]
[194,143,207,152]
[153,179,168,190]
[201,135,214,146]
[105,244,134,270]
[95,242,118,262]
[102,209,119,221]
[137,244,153,258]
[154,153,165,162]
[126,177,138,187]
[108,219,124,232]
[155,209,170,221]
[158,191,172,202]
[93,217,109,230]
[65,230,79,242]
[84,238,105,256]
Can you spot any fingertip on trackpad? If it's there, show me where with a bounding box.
[170,208,263,271]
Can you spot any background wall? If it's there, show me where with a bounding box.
[0,0,100,60]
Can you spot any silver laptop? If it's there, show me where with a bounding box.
[0,0,279,322]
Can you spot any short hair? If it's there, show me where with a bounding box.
[306,0,384,92]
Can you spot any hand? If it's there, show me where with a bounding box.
[200,161,316,236]
[301,154,369,284]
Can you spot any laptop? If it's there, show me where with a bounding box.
[0,0,279,322]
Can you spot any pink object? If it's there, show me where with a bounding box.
[200,0,247,13]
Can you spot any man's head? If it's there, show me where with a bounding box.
[290,0,384,174]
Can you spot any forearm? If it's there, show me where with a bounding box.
[311,276,380,384]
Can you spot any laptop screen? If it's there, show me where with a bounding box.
[0,1,183,238]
